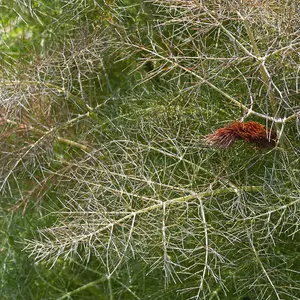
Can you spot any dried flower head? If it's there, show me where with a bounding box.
[205,121,277,149]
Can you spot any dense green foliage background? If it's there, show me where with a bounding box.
[0,1,299,299]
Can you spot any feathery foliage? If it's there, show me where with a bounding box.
[1,0,300,299]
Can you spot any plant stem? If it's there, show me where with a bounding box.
[56,277,107,300]
[242,17,289,148]
[4,118,93,152]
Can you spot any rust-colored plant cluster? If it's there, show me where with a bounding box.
[205,121,277,149]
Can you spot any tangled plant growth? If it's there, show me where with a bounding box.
[1,0,300,299]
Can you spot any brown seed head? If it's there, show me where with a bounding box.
[205,121,277,149]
